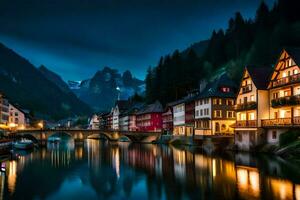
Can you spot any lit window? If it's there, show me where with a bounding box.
[250,95,255,102]
[282,72,287,78]
[249,113,255,120]
[294,69,299,75]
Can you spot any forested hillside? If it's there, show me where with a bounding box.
[145,0,300,105]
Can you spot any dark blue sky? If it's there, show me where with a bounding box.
[0,0,274,81]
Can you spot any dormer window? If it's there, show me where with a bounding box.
[221,87,230,93]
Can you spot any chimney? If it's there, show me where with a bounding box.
[199,80,207,93]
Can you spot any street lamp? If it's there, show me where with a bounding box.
[38,121,44,130]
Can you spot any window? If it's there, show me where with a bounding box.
[200,110,203,116]
[214,110,222,118]
[196,110,199,117]
[221,87,230,93]
[272,131,277,140]
[227,111,234,118]
[213,98,222,105]
[204,108,209,115]
[249,113,255,120]
[215,123,220,133]
[294,69,298,75]
[250,95,255,102]
[226,99,234,105]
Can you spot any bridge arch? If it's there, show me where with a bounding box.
[47,131,75,141]
[15,134,39,143]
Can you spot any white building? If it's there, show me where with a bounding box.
[173,103,185,135]
[89,114,100,130]
[112,100,129,131]
[8,104,26,129]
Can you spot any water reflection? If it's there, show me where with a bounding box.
[0,140,300,199]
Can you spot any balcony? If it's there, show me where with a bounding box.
[261,118,292,127]
[241,84,252,94]
[234,101,257,111]
[235,120,257,128]
[272,73,300,88]
[271,95,300,107]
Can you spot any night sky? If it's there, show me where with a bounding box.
[0,0,275,81]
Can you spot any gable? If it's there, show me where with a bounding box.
[268,49,299,88]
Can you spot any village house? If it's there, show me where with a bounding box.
[112,100,129,130]
[119,103,144,131]
[88,114,100,130]
[171,91,198,136]
[262,48,300,144]
[234,65,272,151]
[194,73,237,136]
[8,103,27,129]
[136,101,163,132]
[0,94,9,128]
[162,104,173,134]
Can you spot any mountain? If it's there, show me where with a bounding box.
[0,42,92,120]
[70,67,144,111]
[38,65,72,94]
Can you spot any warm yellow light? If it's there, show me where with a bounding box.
[18,125,25,130]
[38,122,44,129]
[8,123,17,128]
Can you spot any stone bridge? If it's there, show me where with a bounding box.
[8,129,161,144]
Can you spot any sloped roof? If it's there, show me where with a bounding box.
[120,102,145,116]
[136,101,163,115]
[168,90,199,107]
[195,73,237,99]
[285,47,300,65]
[246,65,272,90]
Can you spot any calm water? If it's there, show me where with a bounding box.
[1,139,300,200]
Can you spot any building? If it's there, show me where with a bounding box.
[234,66,272,151]
[119,103,144,131]
[112,100,129,130]
[262,48,300,144]
[162,105,173,134]
[136,101,163,132]
[100,112,111,130]
[171,91,198,136]
[0,94,9,128]
[88,114,100,130]
[8,104,27,129]
[194,74,237,136]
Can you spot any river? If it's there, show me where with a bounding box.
[0,139,300,200]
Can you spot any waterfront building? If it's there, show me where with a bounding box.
[100,112,111,130]
[112,100,129,130]
[162,104,173,134]
[171,91,198,136]
[119,103,144,131]
[0,94,9,128]
[107,109,113,130]
[262,48,300,145]
[88,114,100,130]
[234,66,272,151]
[136,101,163,132]
[194,73,237,136]
[8,104,27,129]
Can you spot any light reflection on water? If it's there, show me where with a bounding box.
[0,139,300,200]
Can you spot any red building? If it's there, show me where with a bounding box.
[162,105,173,134]
[136,101,163,132]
